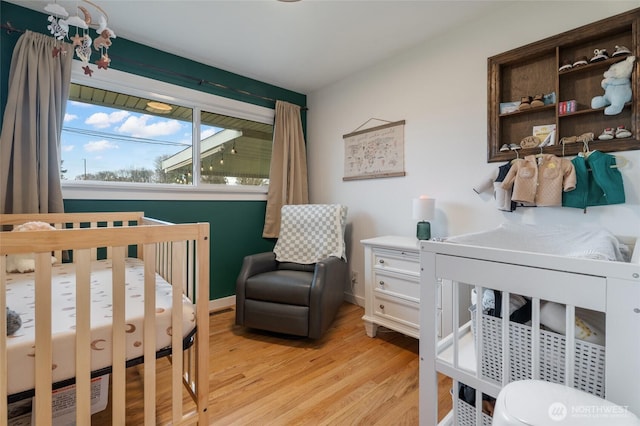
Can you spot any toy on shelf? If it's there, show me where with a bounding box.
[591,56,636,115]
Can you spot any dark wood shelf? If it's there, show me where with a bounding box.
[487,8,639,163]
[558,102,633,118]
[499,104,555,118]
[558,55,632,76]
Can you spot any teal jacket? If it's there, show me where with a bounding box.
[562,150,625,210]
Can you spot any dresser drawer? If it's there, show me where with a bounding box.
[373,248,420,275]
[373,270,419,300]
[373,293,419,326]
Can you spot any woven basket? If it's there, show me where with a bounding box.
[480,314,606,397]
[456,395,493,426]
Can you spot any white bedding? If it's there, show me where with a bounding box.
[5,258,196,396]
[445,222,629,262]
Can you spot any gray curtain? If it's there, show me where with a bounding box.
[0,30,72,214]
[262,100,309,238]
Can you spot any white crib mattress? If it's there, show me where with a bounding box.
[5,258,196,396]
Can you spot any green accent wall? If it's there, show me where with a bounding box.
[1,1,306,300]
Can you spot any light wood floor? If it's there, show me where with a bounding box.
[93,302,452,425]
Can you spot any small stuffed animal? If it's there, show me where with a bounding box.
[94,29,113,50]
[591,56,636,115]
[6,307,22,335]
[5,221,57,273]
[94,15,116,51]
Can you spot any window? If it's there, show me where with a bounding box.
[157,109,272,186]
[63,63,274,189]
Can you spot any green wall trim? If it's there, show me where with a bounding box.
[64,199,276,300]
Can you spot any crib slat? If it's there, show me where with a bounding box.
[195,224,210,424]
[143,243,157,426]
[172,241,186,424]
[501,291,510,387]
[111,246,127,424]
[75,249,92,424]
[53,222,63,262]
[565,305,576,387]
[90,222,98,260]
[0,257,7,424]
[475,285,483,381]
[187,240,194,301]
[34,253,53,426]
[452,281,460,370]
[531,298,541,380]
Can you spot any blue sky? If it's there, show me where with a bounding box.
[62,101,216,180]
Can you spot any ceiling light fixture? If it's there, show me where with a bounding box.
[145,101,173,114]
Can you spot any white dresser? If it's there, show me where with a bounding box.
[361,236,452,340]
[361,236,421,339]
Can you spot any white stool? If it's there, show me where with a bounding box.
[492,380,640,425]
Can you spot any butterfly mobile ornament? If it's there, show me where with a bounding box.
[43,0,115,74]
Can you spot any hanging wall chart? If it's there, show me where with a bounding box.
[342,119,406,181]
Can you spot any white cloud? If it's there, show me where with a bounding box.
[61,145,75,152]
[64,113,78,123]
[84,140,119,152]
[85,113,110,128]
[116,115,182,138]
[85,111,130,129]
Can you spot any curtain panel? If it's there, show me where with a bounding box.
[262,100,309,238]
[0,30,72,214]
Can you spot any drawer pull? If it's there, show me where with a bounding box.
[379,280,384,286]
[379,304,385,309]
[378,259,385,264]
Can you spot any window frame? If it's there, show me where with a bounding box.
[62,61,274,201]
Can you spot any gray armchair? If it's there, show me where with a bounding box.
[235,204,348,339]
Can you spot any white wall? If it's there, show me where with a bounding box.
[306,1,640,306]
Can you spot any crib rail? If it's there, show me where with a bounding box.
[1,211,145,263]
[0,213,209,425]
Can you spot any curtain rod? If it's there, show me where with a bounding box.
[1,22,308,111]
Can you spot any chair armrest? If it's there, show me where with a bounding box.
[235,252,277,325]
[308,256,348,338]
[238,252,277,279]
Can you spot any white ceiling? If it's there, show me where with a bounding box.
[5,0,503,94]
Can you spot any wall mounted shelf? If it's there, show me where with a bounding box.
[487,8,639,162]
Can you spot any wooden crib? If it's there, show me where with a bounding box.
[419,228,640,425]
[1,212,210,425]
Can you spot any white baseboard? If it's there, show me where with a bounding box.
[209,295,235,312]
[343,292,364,308]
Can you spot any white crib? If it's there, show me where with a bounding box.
[418,227,640,425]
